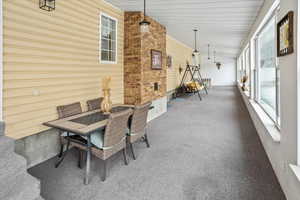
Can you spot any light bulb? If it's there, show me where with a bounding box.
[140,24,150,33]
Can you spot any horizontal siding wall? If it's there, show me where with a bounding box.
[3,0,124,139]
[166,35,193,92]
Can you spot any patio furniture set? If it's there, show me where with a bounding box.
[44,98,152,185]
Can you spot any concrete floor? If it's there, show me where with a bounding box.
[29,87,286,200]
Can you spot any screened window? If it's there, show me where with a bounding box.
[255,15,280,124]
[100,14,117,63]
[244,46,251,93]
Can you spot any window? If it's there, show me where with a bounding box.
[255,12,280,125]
[240,55,244,81]
[244,46,251,94]
[100,13,117,63]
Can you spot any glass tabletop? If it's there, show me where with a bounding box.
[70,106,131,125]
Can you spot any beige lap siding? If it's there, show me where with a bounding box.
[3,0,124,139]
[166,35,193,92]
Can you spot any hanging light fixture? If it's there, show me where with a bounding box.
[207,44,211,60]
[39,0,55,11]
[140,0,151,33]
[214,51,222,70]
[193,29,199,55]
[213,51,216,63]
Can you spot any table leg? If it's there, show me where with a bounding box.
[55,132,70,168]
[84,135,91,185]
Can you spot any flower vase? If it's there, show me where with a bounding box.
[101,89,112,113]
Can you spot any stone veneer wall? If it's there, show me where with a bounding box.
[124,12,167,104]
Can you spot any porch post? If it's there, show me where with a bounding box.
[297,0,300,165]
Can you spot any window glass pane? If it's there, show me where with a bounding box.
[101,50,109,61]
[245,48,250,91]
[108,51,113,61]
[110,19,116,30]
[257,17,277,120]
[102,16,109,28]
[101,27,111,40]
[101,39,109,50]
[111,52,116,61]
[100,15,117,62]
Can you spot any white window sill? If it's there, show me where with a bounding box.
[244,90,250,97]
[249,99,281,142]
[290,165,300,183]
[238,85,281,143]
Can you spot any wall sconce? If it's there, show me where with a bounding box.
[40,0,55,11]
[216,62,222,70]
[179,65,183,74]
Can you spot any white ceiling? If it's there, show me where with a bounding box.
[106,0,264,59]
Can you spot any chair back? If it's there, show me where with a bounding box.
[130,102,151,134]
[103,109,132,148]
[87,97,104,111]
[57,102,82,119]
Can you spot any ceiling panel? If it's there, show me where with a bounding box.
[105,0,264,59]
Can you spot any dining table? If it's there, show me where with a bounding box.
[44,104,135,185]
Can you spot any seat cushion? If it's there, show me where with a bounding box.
[91,128,105,149]
[61,131,76,137]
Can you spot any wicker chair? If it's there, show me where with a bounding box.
[56,102,85,168]
[72,109,132,181]
[127,102,151,160]
[87,97,104,111]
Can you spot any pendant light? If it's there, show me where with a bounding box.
[213,51,216,63]
[193,29,199,54]
[140,0,151,33]
[207,44,211,60]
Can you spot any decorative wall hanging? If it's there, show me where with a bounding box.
[40,0,55,11]
[277,11,294,57]
[167,55,173,68]
[140,0,151,33]
[151,50,162,70]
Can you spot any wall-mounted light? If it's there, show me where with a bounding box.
[40,0,55,11]
[140,0,151,33]
[216,62,222,70]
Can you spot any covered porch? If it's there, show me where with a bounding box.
[29,87,285,200]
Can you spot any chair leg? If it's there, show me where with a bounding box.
[77,149,83,169]
[122,148,128,165]
[102,160,107,182]
[129,143,136,160]
[144,133,150,148]
[55,134,70,168]
[58,144,64,158]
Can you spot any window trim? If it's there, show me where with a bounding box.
[99,12,118,64]
[253,7,280,128]
[298,0,300,165]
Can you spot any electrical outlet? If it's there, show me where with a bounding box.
[32,89,40,96]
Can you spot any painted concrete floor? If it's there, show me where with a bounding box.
[29,87,286,200]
